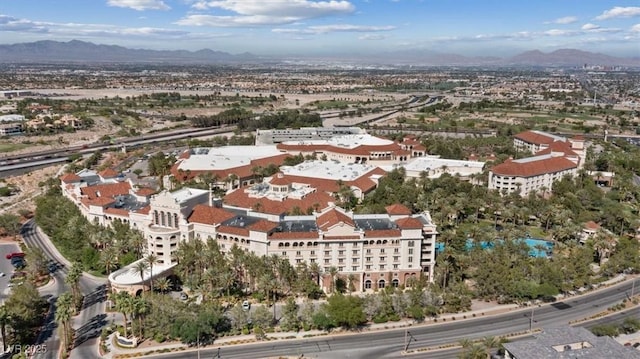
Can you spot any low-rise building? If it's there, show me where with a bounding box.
[276,134,426,165]
[489,132,585,196]
[503,326,640,359]
[255,127,365,145]
[397,156,485,180]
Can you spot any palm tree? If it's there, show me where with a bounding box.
[144,254,158,293]
[133,296,150,339]
[55,293,73,352]
[0,305,9,352]
[115,292,134,338]
[100,247,119,276]
[154,277,171,294]
[328,266,338,293]
[65,263,83,314]
[134,261,150,290]
[481,336,501,359]
[309,261,322,287]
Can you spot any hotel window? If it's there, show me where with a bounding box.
[296,259,302,264]
[366,256,372,262]
[408,241,415,247]
[310,259,316,263]
[408,257,413,263]
[394,248,399,254]
[338,267,344,271]
[408,248,414,255]
[380,265,385,270]
[393,264,399,269]
[352,250,359,256]
[338,258,344,264]
[282,251,286,256]
[296,251,301,256]
[324,259,330,264]
[338,250,345,256]
[352,258,358,263]
[352,266,358,271]
[339,242,344,247]
[380,248,385,254]
[380,256,386,262]
[324,251,330,256]
[310,250,315,256]
[393,256,399,262]
[366,265,372,270]
[325,243,330,248]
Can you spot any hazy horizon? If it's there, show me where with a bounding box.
[1,0,639,58]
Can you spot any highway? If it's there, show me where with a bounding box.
[141,278,639,359]
[21,219,107,359]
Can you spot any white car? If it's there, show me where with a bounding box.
[0,272,5,277]
[242,300,251,311]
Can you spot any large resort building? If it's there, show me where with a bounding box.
[489,131,585,196]
[60,166,437,295]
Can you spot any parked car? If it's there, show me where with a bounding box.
[242,300,251,311]
[5,252,25,260]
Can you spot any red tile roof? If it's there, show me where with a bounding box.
[490,157,577,177]
[99,168,119,178]
[584,221,601,230]
[269,173,290,186]
[385,204,412,215]
[323,235,361,240]
[514,131,557,145]
[218,225,250,237]
[270,232,319,240]
[317,208,354,231]
[135,188,156,197]
[534,141,578,157]
[104,207,130,217]
[223,188,334,216]
[364,229,402,238]
[395,217,424,229]
[60,173,81,183]
[136,206,151,215]
[188,204,236,225]
[248,220,278,233]
[80,182,131,200]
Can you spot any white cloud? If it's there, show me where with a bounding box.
[547,16,578,24]
[0,15,48,33]
[192,0,354,17]
[107,0,170,11]
[631,24,640,33]
[581,23,599,30]
[543,29,578,36]
[359,34,385,40]
[595,6,640,20]
[177,15,302,27]
[272,24,394,34]
[308,24,395,33]
[181,0,355,27]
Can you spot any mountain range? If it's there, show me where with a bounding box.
[0,40,638,67]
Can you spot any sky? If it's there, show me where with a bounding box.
[0,0,639,58]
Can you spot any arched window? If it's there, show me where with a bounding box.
[160,211,166,226]
[392,279,399,288]
[378,279,385,289]
[174,213,179,228]
[364,280,372,289]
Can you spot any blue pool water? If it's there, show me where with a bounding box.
[435,238,554,258]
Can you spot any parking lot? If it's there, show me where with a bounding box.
[0,242,22,301]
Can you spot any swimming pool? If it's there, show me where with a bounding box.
[435,237,554,258]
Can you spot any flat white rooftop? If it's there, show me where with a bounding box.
[171,187,208,203]
[514,154,554,164]
[282,134,394,149]
[178,146,282,171]
[404,156,485,172]
[109,258,176,286]
[281,160,377,181]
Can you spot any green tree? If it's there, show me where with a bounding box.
[55,292,73,352]
[0,305,10,353]
[65,262,83,313]
[324,294,366,329]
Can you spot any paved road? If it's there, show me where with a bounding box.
[142,278,639,359]
[21,219,108,359]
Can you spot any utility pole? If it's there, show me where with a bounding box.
[404,330,417,351]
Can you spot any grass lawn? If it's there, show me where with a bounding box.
[0,143,30,153]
